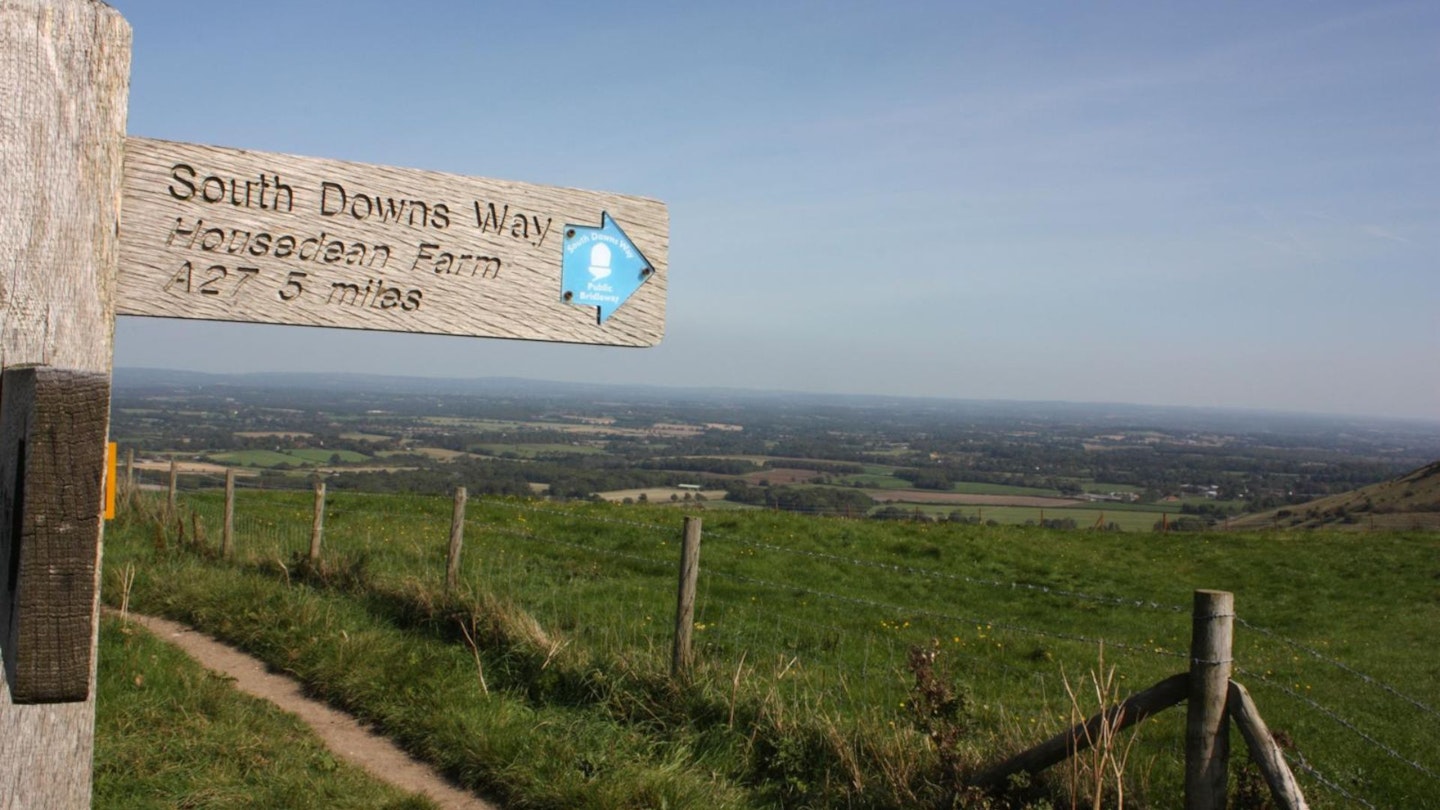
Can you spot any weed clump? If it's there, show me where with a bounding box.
[908,639,973,781]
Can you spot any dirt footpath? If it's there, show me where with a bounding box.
[122,612,499,810]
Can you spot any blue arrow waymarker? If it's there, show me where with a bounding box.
[561,212,654,323]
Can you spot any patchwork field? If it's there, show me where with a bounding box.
[132,459,257,476]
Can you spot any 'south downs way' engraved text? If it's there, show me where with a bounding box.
[146,163,538,319]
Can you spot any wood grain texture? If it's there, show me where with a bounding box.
[1228,680,1309,810]
[0,1,129,806]
[446,486,466,591]
[222,468,235,558]
[1185,590,1234,810]
[310,480,326,564]
[0,367,109,703]
[671,516,701,677]
[118,137,668,346]
[0,1,129,372]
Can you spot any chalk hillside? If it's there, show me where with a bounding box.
[1227,459,1440,530]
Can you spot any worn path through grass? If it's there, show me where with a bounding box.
[110,610,498,810]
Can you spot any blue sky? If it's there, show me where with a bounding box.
[110,1,1438,420]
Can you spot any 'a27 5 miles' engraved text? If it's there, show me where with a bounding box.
[163,261,423,312]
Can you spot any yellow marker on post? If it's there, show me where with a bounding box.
[105,442,117,519]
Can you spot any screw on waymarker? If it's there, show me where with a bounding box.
[566,229,576,239]
[563,291,574,302]
[641,267,653,278]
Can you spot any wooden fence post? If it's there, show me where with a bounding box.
[671,516,702,677]
[168,457,178,513]
[0,1,131,804]
[1228,680,1309,810]
[446,486,466,591]
[309,480,326,565]
[222,469,235,559]
[1186,589,1234,810]
[124,447,134,497]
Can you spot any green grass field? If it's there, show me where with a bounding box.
[103,489,1440,808]
[209,449,302,467]
[286,448,373,464]
[1082,482,1144,495]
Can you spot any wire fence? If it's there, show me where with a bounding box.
[126,464,1440,808]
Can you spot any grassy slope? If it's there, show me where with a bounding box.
[103,490,1440,808]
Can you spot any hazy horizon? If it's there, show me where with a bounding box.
[110,1,1439,422]
[113,364,1440,430]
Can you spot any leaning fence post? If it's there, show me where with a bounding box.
[309,479,326,565]
[1186,589,1234,810]
[222,469,235,559]
[446,486,467,591]
[1228,680,1309,810]
[671,516,702,677]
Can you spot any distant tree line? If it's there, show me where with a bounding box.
[764,459,865,475]
[722,480,874,515]
[637,457,762,475]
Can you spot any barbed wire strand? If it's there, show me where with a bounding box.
[487,525,674,574]
[473,497,1196,619]
[706,528,1187,613]
[1237,617,1440,725]
[472,521,1187,668]
[1237,666,1440,784]
[702,565,1189,664]
[478,497,677,534]
[1285,752,1378,810]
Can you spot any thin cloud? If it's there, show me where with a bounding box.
[1362,225,1415,244]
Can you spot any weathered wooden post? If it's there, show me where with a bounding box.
[1186,589,1234,810]
[446,486,467,591]
[222,468,236,559]
[1228,681,1309,810]
[124,446,135,496]
[309,479,326,565]
[671,516,702,677]
[167,456,179,513]
[0,0,131,805]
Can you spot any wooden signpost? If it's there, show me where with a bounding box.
[0,1,668,805]
[119,138,667,345]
